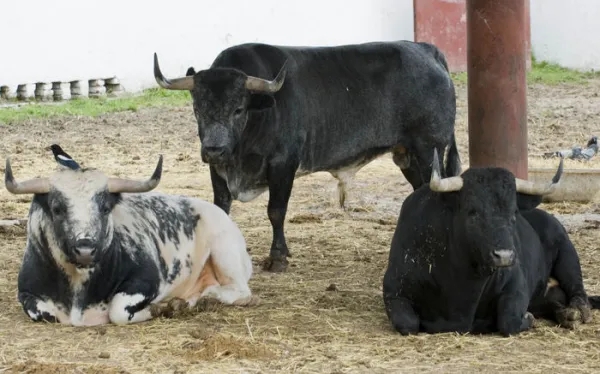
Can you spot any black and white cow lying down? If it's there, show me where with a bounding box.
[5,155,255,326]
[383,150,600,336]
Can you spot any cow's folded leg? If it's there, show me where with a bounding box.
[549,233,593,324]
[147,297,184,318]
[262,164,297,273]
[567,295,592,324]
[109,292,156,325]
[385,296,420,335]
[200,284,258,306]
[19,292,61,323]
[496,275,534,336]
[552,292,591,329]
[534,281,581,329]
[199,233,257,305]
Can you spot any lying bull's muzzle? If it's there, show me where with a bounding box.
[72,238,97,267]
[492,249,516,267]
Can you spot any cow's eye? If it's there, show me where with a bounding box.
[233,107,244,116]
[52,205,65,216]
[467,209,477,217]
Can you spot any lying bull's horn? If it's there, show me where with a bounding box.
[153,53,195,91]
[429,148,464,193]
[4,158,51,195]
[245,59,288,93]
[515,157,563,195]
[107,155,163,193]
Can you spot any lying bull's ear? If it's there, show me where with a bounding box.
[248,94,275,112]
[186,67,196,76]
[516,193,543,211]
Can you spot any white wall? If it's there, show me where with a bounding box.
[0,0,414,94]
[2,0,599,96]
[530,0,600,71]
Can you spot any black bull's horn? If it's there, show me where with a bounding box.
[428,148,563,195]
[153,52,288,93]
[5,155,164,195]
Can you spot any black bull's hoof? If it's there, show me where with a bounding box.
[556,296,593,329]
[262,255,289,272]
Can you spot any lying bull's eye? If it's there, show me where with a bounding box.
[233,107,244,116]
[52,206,65,216]
[102,205,111,215]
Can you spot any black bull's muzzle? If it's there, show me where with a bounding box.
[491,249,516,267]
[201,146,229,164]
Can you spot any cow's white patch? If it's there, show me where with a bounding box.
[72,267,95,289]
[70,303,109,326]
[236,187,268,203]
[50,169,108,244]
[200,283,253,305]
[30,298,69,323]
[160,200,253,307]
[109,293,152,325]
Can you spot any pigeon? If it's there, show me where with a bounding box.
[48,144,81,170]
[543,135,597,161]
[581,136,598,160]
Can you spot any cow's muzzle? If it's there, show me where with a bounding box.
[492,249,515,267]
[201,146,229,165]
[73,238,97,267]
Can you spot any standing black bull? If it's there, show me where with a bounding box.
[383,149,600,336]
[153,40,461,272]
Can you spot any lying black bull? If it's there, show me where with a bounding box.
[383,149,600,336]
[154,40,461,272]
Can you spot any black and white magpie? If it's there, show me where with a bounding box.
[48,144,81,170]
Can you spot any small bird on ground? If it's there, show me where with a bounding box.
[543,135,598,161]
[47,144,81,170]
[581,135,598,160]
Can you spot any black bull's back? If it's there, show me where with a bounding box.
[211,40,459,180]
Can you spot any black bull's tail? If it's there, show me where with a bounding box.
[588,296,600,309]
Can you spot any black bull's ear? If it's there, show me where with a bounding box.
[516,193,543,211]
[186,67,196,76]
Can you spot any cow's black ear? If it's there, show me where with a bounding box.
[248,94,275,111]
[516,193,543,211]
[186,67,196,76]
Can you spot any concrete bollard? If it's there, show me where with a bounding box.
[104,77,122,97]
[0,85,11,100]
[88,79,106,98]
[34,82,52,101]
[70,80,82,99]
[17,84,28,101]
[52,81,64,101]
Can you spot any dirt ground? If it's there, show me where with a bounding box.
[0,78,599,374]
